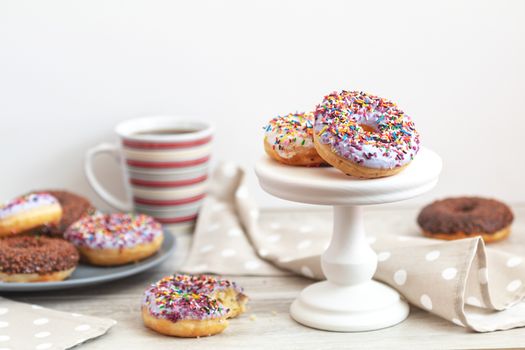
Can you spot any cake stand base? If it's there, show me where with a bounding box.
[290,280,409,332]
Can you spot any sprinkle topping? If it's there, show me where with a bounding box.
[64,213,162,249]
[142,274,243,322]
[264,112,315,158]
[314,91,420,169]
[0,193,59,220]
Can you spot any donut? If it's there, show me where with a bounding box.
[0,193,63,237]
[417,197,514,243]
[264,112,326,166]
[313,91,420,178]
[32,190,96,237]
[142,274,248,337]
[0,235,79,282]
[64,213,164,266]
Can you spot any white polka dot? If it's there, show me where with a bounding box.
[33,318,49,326]
[301,266,314,278]
[236,186,249,199]
[221,249,236,257]
[34,332,50,338]
[244,261,261,270]
[0,308,7,316]
[266,234,281,243]
[507,279,522,292]
[452,318,464,326]
[207,223,220,232]
[75,324,91,332]
[71,313,82,317]
[478,268,488,284]
[367,236,377,244]
[323,242,330,250]
[393,270,407,285]
[199,244,214,253]
[299,225,313,234]
[297,240,312,250]
[420,294,433,310]
[442,267,458,280]
[35,343,53,350]
[507,256,523,268]
[31,305,43,310]
[0,322,7,329]
[258,249,269,257]
[0,336,9,342]
[269,223,281,230]
[467,296,483,307]
[377,251,391,262]
[228,228,243,237]
[425,250,440,261]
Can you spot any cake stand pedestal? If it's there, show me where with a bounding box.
[255,147,442,332]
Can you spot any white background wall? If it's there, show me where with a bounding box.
[1,0,524,210]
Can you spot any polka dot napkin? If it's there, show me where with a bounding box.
[182,163,525,332]
[0,297,115,349]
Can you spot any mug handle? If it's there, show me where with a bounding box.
[84,143,133,212]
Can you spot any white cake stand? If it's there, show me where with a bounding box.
[255,147,442,332]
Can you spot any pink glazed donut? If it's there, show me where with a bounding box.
[65,213,163,266]
[314,90,421,178]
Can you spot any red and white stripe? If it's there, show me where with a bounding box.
[121,136,212,229]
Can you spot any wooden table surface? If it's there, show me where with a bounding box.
[5,207,525,350]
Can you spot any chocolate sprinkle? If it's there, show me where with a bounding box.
[0,236,79,274]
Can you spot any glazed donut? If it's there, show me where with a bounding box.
[314,91,420,178]
[417,197,513,243]
[0,193,62,237]
[64,213,164,266]
[264,112,326,166]
[33,190,95,236]
[0,236,79,282]
[142,274,248,338]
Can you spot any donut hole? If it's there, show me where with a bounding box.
[458,203,477,213]
[358,123,378,133]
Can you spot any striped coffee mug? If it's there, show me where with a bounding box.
[85,116,213,234]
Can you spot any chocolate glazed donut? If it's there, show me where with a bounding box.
[0,235,79,282]
[33,190,95,236]
[417,197,514,243]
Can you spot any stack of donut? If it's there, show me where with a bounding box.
[263,91,421,178]
[0,190,165,282]
[0,192,79,282]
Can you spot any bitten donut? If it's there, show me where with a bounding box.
[33,190,95,236]
[142,274,248,338]
[314,91,420,178]
[0,236,79,282]
[65,213,164,266]
[417,197,514,243]
[264,112,326,166]
[0,193,62,237]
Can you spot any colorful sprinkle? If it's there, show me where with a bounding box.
[142,274,243,322]
[264,112,315,159]
[0,193,58,220]
[64,213,162,249]
[314,91,420,169]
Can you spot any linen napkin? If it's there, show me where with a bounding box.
[0,297,115,350]
[182,162,525,332]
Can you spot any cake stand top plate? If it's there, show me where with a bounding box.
[255,147,442,206]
